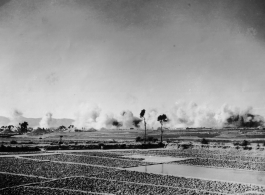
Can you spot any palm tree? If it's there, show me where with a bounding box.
[157,114,168,143]
[140,109,146,144]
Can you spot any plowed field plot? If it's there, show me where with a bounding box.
[0,173,49,189]
[69,151,145,160]
[0,157,41,165]
[0,157,116,178]
[30,176,224,195]
[174,158,265,171]
[112,149,265,162]
[1,150,265,194]
[93,169,265,194]
[25,154,154,168]
[0,151,44,155]
[0,186,109,195]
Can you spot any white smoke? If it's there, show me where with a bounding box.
[95,112,120,129]
[166,102,217,128]
[145,109,160,130]
[72,101,264,130]
[73,103,143,130]
[166,102,264,128]
[119,110,141,129]
[8,109,23,126]
[174,102,227,128]
[39,112,53,128]
[73,103,102,129]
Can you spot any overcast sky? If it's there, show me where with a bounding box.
[1,0,265,118]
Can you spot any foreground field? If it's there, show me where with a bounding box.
[112,148,265,171]
[1,148,265,194]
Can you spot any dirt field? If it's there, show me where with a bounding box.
[1,148,265,194]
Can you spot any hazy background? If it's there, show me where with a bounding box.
[1,0,265,122]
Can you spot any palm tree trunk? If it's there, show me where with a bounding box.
[160,123,163,143]
[144,119,146,144]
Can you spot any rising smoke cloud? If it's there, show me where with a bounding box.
[144,109,159,130]
[221,105,264,128]
[168,102,219,128]
[73,103,101,129]
[168,102,264,128]
[8,109,23,126]
[39,112,53,128]
[73,103,142,130]
[120,110,142,128]
[72,101,264,130]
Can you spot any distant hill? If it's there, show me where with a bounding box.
[0,116,10,126]
[0,116,74,128]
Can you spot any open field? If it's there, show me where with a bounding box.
[2,128,265,142]
[1,148,265,194]
[1,130,265,194]
[24,153,155,168]
[1,129,265,155]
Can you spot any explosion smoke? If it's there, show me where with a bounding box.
[73,103,144,130]
[145,109,159,129]
[39,112,53,128]
[169,102,219,128]
[223,106,264,128]
[169,102,265,128]
[8,109,23,126]
[112,120,122,128]
[72,102,265,130]
[120,110,142,128]
[73,103,101,129]
[95,112,121,129]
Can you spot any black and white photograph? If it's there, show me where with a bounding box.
[0,0,265,194]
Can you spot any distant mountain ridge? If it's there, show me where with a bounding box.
[0,116,74,128]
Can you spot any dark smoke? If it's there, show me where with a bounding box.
[132,118,142,128]
[112,120,122,128]
[120,110,142,128]
[226,113,264,127]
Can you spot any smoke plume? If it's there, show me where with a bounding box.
[144,109,159,130]
[168,102,219,128]
[39,112,53,128]
[120,110,142,128]
[112,120,122,128]
[95,112,121,129]
[8,109,23,126]
[73,103,143,130]
[169,102,264,128]
[73,103,101,129]
[72,101,264,130]
[222,106,264,128]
